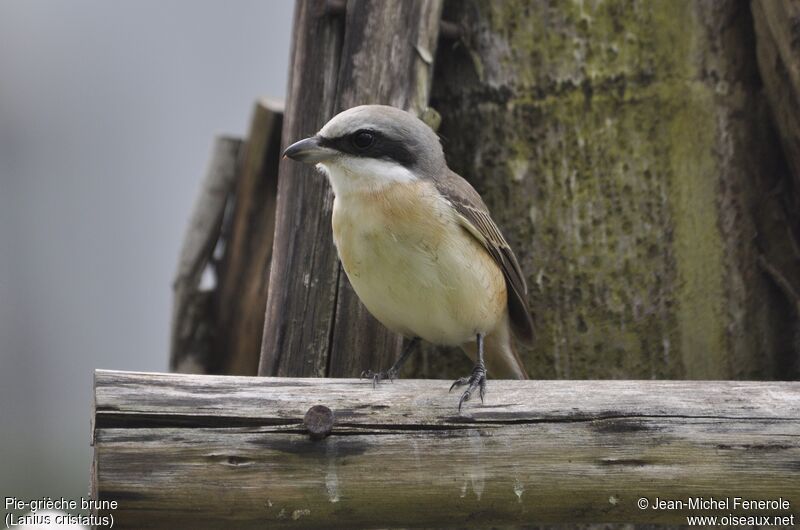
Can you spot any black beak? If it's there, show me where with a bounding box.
[283,136,336,163]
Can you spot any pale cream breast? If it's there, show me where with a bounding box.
[331,180,507,346]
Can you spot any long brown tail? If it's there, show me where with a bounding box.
[460,312,528,379]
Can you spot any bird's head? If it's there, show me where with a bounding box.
[283,105,445,196]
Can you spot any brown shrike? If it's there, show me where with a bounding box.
[283,105,534,411]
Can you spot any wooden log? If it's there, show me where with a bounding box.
[259,0,443,378]
[92,370,800,528]
[170,136,244,374]
[214,98,283,375]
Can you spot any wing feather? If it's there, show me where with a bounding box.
[434,171,534,344]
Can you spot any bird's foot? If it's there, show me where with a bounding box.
[360,368,398,388]
[449,361,487,412]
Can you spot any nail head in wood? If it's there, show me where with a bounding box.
[303,404,334,439]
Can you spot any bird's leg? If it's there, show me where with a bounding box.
[361,337,420,388]
[450,333,487,412]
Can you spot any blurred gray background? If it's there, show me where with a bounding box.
[0,0,293,500]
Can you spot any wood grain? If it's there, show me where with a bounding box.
[752,0,800,324]
[259,0,346,378]
[169,136,243,374]
[214,98,283,375]
[92,370,800,528]
[428,0,799,381]
[259,0,444,379]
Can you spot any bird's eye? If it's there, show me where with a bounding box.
[351,130,374,149]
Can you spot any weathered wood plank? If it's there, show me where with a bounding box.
[92,370,800,528]
[214,98,283,375]
[170,136,244,374]
[259,0,346,378]
[169,99,284,376]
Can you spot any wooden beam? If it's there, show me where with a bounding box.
[92,370,800,528]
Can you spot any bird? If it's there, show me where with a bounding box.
[283,105,534,411]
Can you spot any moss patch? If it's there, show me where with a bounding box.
[428,0,745,378]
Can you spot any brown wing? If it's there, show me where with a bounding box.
[433,171,534,344]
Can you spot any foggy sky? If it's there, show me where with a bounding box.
[0,0,293,499]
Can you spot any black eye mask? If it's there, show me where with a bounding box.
[318,130,418,168]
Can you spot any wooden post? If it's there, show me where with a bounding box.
[257,0,346,378]
[259,0,444,378]
[91,370,800,528]
[170,136,243,374]
[428,0,798,379]
[214,98,283,375]
[752,0,800,327]
[169,99,284,376]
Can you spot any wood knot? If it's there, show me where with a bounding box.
[304,405,334,440]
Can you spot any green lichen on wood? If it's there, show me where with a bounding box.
[479,0,694,90]
[428,0,787,379]
[666,84,727,379]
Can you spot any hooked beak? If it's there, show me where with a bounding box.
[283,136,337,164]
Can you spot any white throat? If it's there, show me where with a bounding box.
[317,156,417,197]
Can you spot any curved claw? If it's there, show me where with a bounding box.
[449,377,469,393]
[458,389,472,412]
[451,362,487,412]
